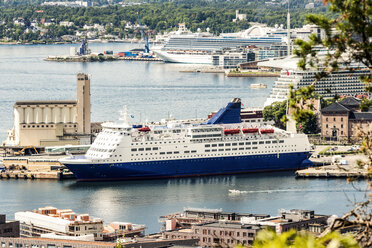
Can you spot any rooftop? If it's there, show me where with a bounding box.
[15,100,77,106]
[321,102,351,113]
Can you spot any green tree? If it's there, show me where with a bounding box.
[263,101,287,130]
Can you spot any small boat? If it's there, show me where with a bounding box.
[224,129,240,135]
[250,83,267,89]
[260,129,274,134]
[242,128,259,133]
[138,126,151,132]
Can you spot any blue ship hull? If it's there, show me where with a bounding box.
[64,152,312,181]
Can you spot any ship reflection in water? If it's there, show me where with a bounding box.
[0,172,367,233]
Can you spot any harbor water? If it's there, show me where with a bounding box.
[0,43,368,234]
[0,43,275,142]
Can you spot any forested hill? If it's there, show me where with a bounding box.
[0,0,328,35]
[1,0,326,10]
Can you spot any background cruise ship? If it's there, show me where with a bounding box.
[152,24,287,64]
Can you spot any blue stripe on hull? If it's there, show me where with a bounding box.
[64,152,311,182]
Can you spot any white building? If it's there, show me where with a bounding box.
[4,74,91,147]
[15,206,103,241]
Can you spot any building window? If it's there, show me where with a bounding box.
[341,124,343,128]
[326,117,328,121]
[334,117,336,121]
[326,124,328,128]
[341,117,343,121]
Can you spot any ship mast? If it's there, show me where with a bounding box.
[287,0,291,57]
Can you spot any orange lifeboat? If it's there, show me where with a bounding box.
[242,128,259,133]
[260,129,274,134]
[224,129,240,135]
[138,126,151,132]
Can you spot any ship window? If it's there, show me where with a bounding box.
[212,149,217,152]
[205,144,210,147]
[239,148,244,150]
[174,151,179,154]
[252,141,257,144]
[131,148,137,152]
[239,142,244,145]
[265,141,271,144]
[184,151,190,153]
[205,150,210,152]
[219,149,224,151]
[225,143,231,146]
[212,144,217,147]
[160,152,165,155]
[138,148,144,151]
[246,142,251,145]
[253,147,258,149]
[218,144,224,147]
[279,140,284,143]
[146,148,151,151]
[246,147,251,150]
[259,141,264,144]
[232,148,237,151]
[272,140,277,143]
[153,147,158,150]
[226,148,231,151]
[167,152,172,154]
[191,150,197,153]
[232,143,237,146]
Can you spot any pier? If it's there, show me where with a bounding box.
[0,170,75,180]
[296,165,368,178]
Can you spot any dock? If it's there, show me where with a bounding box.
[0,170,75,180]
[226,71,280,77]
[0,154,76,180]
[296,165,368,178]
[119,57,163,61]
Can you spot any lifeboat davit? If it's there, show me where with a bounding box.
[260,129,274,134]
[138,126,151,132]
[242,128,259,133]
[224,129,240,135]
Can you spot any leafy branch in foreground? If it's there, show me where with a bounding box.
[246,229,360,248]
[286,0,371,246]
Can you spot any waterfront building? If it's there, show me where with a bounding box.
[162,209,329,247]
[15,206,104,241]
[249,209,329,234]
[212,51,255,69]
[4,74,91,147]
[103,222,146,241]
[0,237,198,248]
[320,97,372,140]
[163,222,261,247]
[0,215,19,238]
[261,56,370,106]
[160,207,269,231]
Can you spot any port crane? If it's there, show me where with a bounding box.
[136,12,151,57]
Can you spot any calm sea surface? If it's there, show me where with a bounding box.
[0,43,367,233]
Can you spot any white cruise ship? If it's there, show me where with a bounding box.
[152,24,287,64]
[60,99,312,181]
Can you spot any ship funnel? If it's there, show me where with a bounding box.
[204,98,241,124]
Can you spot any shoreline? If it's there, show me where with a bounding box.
[0,39,148,46]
